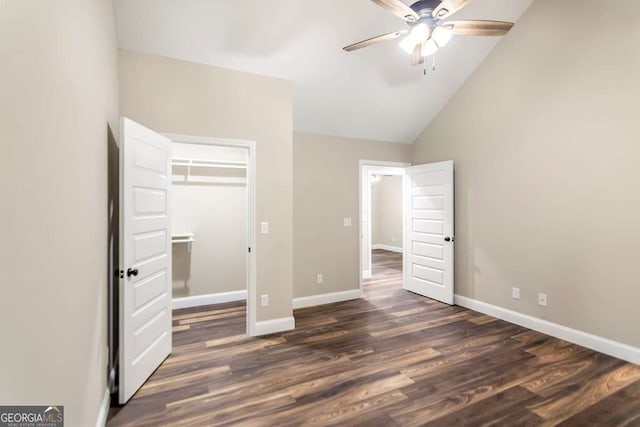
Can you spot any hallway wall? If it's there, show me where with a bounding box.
[372,175,403,250]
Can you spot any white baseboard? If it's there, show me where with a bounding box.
[454,295,640,366]
[253,316,295,336]
[371,244,403,253]
[96,387,110,427]
[362,270,372,279]
[173,290,246,310]
[293,289,363,309]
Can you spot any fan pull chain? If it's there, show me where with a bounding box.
[423,53,437,76]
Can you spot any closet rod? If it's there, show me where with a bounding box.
[171,158,247,169]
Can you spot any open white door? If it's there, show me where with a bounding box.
[119,118,172,404]
[403,161,454,304]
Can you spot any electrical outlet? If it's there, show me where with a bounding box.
[538,293,547,306]
[343,217,352,227]
[261,294,269,307]
[512,287,520,300]
[391,236,396,242]
[260,222,269,234]
[317,274,324,284]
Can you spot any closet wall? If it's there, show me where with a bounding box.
[119,50,293,322]
[171,142,247,298]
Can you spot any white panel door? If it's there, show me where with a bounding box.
[404,161,454,304]
[119,118,172,404]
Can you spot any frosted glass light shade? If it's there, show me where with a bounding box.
[432,25,454,47]
[399,35,416,54]
[421,39,439,57]
[410,23,430,43]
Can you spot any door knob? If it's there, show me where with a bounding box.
[444,237,452,242]
[127,268,139,278]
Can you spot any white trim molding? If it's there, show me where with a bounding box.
[173,290,247,310]
[371,244,403,253]
[253,316,295,336]
[455,295,640,366]
[293,289,363,310]
[96,387,110,427]
[362,270,372,279]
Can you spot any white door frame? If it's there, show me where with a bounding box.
[358,160,410,291]
[164,133,258,336]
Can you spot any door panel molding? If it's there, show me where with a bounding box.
[119,117,173,404]
[404,160,454,304]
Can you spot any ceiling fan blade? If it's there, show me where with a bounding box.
[411,43,424,66]
[446,20,514,36]
[432,0,471,19]
[343,30,408,52]
[371,0,420,22]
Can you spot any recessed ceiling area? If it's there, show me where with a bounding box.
[115,0,533,143]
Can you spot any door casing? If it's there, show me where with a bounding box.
[164,133,258,336]
[358,160,410,292]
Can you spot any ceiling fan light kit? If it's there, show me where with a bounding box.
[410,22,431,43]
[399,34,418,54]
[422,39,439,57]
[344,0,515,74]
[432,25,454,47]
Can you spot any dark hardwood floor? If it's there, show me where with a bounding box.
[108,249,640,426]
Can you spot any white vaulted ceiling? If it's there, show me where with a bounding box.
[115,0,533,143]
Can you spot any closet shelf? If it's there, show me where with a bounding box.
[171,158,246,169]
[172,232,195,243]
[172,233,195,252]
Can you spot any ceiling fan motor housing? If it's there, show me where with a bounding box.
[408,0,440,30]
[410,0,442,17]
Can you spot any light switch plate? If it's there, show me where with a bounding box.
[260,222,269,234]
[344,217,352,227]
[317,274,324,284]
[261,294,269,307]
[512,287,520,300]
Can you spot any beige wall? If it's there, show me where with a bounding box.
[0,0,119,425]
[293,132,411,298]
[412,0,640,347]
[171,143,247,298]
[372,176,403,249]
[119,50,293,321]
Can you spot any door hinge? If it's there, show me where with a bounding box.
[248,247,251,253]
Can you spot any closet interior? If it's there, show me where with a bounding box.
[170,142,248,311]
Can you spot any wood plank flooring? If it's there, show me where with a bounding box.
[108,250,640,426]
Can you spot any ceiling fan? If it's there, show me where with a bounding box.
[343,0,514,68]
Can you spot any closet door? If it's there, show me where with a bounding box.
[119,117,173,404]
